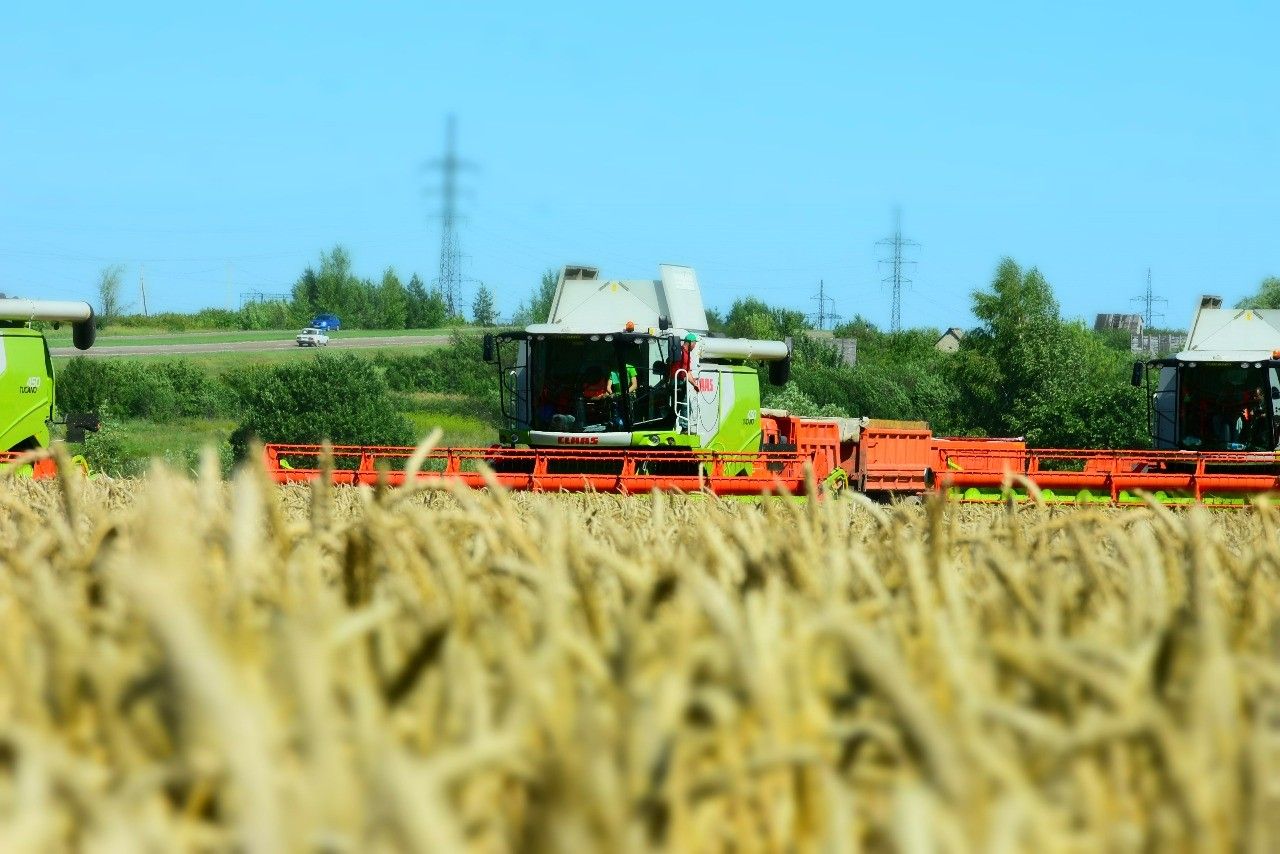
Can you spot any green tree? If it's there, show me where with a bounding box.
[1235,276,1280,309]
[316,247,356,314]
[374,268,408,329]
[472,284,497,326]
[291,267,321,316]
[405,274,429,327]
[831,314,880,341]
[290,245,379,327]
[405,274,449,328]
[950,258,1146,448]
[96,264,128,327]
[423,284,450,328]
[724,297,807,341]
[511,268,559,325]
[764,381,849,417]
[1095,327,1134,354]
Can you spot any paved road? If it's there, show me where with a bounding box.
[51,334,453,358]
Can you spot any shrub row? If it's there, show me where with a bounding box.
[104,309,244,331]
[58,359,231,422]
[370,334,493,399]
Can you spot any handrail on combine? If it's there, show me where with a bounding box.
[262,443,827,496]
[673,369,690,437]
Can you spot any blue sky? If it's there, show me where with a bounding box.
[2,2,1276,330]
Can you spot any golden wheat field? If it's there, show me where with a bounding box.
[1,455,1278,852]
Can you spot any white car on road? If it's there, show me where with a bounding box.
[296,327,330,347]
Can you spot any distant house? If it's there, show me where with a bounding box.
[1094,313,1145,336]
[934,327,964,353]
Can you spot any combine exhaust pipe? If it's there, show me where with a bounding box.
[0,298,96,350]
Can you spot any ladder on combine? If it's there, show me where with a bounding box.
[672,370,690,437]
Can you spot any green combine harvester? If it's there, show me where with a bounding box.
[0,298,97,455]
[483,264,795,455]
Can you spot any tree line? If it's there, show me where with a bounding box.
[254,246,500,330]
[95,245,501,330]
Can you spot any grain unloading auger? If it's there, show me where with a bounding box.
[262,273,1280,507]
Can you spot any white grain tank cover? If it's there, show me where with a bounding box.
[659,264,709,332]
[545,267,668,331]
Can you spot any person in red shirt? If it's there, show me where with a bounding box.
[669,333,697,381]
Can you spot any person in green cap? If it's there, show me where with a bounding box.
[669,332,698,381]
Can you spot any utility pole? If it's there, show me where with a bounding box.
[1131,267,1166,329]
[426,115,474,318]
[139,263,149,317]
[810,279,838,330]
[876,209,918,334]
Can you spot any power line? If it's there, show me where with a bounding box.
[425,115,475,317]
[876,209,918,334]
[808,279,840,330]
[1131,267,1167,328]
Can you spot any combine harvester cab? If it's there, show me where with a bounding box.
[486,265,788,453]
[471,264,825,493]
[1143,295,1280,455]
[0,298,97,476]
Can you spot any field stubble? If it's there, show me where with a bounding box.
[0,457,1278,851]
